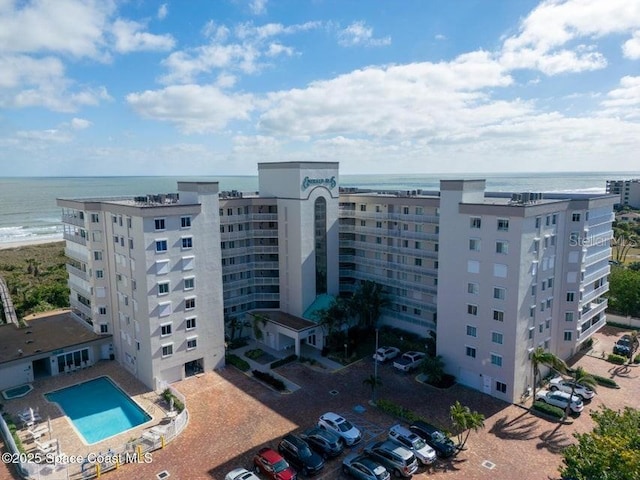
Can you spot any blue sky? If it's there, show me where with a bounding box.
[0,0,639,176]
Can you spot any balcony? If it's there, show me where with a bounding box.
[582,265,610,286]
[580,284,609,305]
[63,232,87,246]
[64,247,89,263]
[583,248,611,267]
[580,298,607,322]
[61,213,86,227]
[66,263,88,282]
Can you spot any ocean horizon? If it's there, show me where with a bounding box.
[1,171,637,245]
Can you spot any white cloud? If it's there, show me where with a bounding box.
[71,118,92,129]
[337,21,391,47]
[600,76,640,119]
[266,42,294,57]
[623,30,640,59]
[15,128,71,143]
[158,3,168,20]
[249,0,267,15]
[435,34,446,41]
[111,19,175,53]
[500,0,640,74]
[126,84,255,133]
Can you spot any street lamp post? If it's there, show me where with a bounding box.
[373,328,379,403]
[344,343,348,361]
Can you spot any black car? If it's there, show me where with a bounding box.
[613,334,633,357]
[409,421,457,458]
[300,427,344,459]
[278,434,325,476]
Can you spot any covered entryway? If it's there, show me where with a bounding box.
[247,310,323,357]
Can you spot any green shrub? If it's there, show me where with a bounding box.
[227,338,249,350]
[592,374,619,388]
[244,349,265,360]
[3,413,25,453]
[580,337,594,351]
[161,388,184,413]
[634,354,640,364]
[226,354,250,372]
[607,353,627,365]
[271,354,297,369]
[376,399,425,424]
[252,370,286,391]
[532,401,564,419]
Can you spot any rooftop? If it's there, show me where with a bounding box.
[0,310,107,364]
[249,310,316,332]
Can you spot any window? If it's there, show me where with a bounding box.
[155,240,168,252]
[572,213,581,222]
[528,327,534,339]
[187,337,197,350]
[540,302,545,312]
[414,258,422,266]
[546,318,551,329]
[91,213,100,223]
[533,239,540,253]
[98,306,107,315]
[496,241,509,254]
[497,219,509,231]
[496,381,507,393]
[94,251,103,261]
[565,312,574,322]
[158,282,170,295]
[547,277,554,288]
[154,218,166,231]
[161,344,173,357]
[129,238,134,249]
[161,323,173,336]
[156,259,170,275]
[546,298,552,309]
[493,287,505,300]
[535,217,541,228]
[465,346,477,358]
[491,353,503,367]
[376,221,382,229]
[359,204,366,212]
[184,277,195,290]
[467,282,479,295]
[112,215,117,224]
[470,217,481,229]
[566,292,575,302]
[564,331,573,341]
[467,260,480,274]
[181,237,193,249]
[186,317,197,330]
[493,264,507,278]
[467,304,478,315]
[185,297,196,310]
[96,270,104,279]
[182,256,195,271]
[552,214,557,225]
[466,325,477,337]
[493,310,504,322]
[469,238,481,251]
[159,302,172,317]
[531,285,536,296]
[492,332,503,344]
[100,324,108,333]
[530,306,536,318]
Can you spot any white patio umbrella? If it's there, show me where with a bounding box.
[48,416,52,440]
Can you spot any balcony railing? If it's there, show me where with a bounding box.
[61,213,86,227]
[63,232,87,246]
[64,247,89,263]
[66,263,88,281]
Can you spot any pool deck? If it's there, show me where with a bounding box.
[2,360,167,460]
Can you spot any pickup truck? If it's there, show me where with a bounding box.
[393,351,426,372]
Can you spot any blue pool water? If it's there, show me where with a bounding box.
[45,377,151,444]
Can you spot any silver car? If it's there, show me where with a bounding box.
[364,440,419,478]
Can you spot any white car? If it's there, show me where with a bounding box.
[549,376,595,400]
[225,468,260,480]
[535,389,584,414]
[373,346,400,362]
[318,412,362,446]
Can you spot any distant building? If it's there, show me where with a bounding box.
[606,179,640,208]
[56,163,616,403]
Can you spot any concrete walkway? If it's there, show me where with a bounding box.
[0,275,18,326]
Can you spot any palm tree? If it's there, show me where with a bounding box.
[531,347,567,401]
[363,374,383,403]
[250,313,269,342]
[421,354,445,386]
[449,401,485,452]
[351,280,389,330]
[628,331,639,363]
[565,366,597,418]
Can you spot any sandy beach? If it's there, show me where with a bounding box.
[0,237,64,250]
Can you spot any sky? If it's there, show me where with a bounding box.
[0,0,639,177]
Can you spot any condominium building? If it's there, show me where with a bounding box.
[606,179,640,208]
[57,163,615,403]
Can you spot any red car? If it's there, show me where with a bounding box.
[253,447,297,480]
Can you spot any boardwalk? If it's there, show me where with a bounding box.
[0,275,18,326]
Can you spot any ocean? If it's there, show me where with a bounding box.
[0,171,637,245]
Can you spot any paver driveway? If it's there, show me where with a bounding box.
[2,325,637,480]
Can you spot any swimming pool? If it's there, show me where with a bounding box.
[45,376,151,444]
[2,384,33,400]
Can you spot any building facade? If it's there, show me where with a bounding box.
[59,164,615,402]
[606,179,640,208]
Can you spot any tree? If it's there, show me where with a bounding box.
[612,226,639,264]
[449,401,485,452]
[225,316,242,340]
[250,313,269,342]
[565,367,597,418]
[313,297,352,349]
[363,374,382,403]
[351,280,389,329]
[607,267,640,317]
[421,354,445,385]
[531,347,567,401]
[560,406,640,480]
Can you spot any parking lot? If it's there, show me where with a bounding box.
[3,325,636,480]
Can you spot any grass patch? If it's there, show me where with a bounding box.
[252,370,286,391]
[244,348,266,360]
[226,354,250,372]
[270,354,297,369]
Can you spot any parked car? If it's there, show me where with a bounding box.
[613,334,633,356]
[373,346,400,363]
[277,434,325,476]
[363,440,419,478]
[409,421,456,458]
[549,376,595,400]
[535,389,584,414]
[342,453,391,480]
[253,448,297,480]
[318,412,362,446]
[300,426,344,459]
[393,352,426,372]
[388,424,436,465]
[225,468,261,480]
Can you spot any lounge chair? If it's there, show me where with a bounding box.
[27,424,49,440]
[18,410,42,427]
[35,439,58,455]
